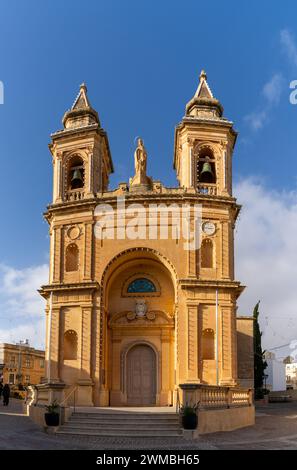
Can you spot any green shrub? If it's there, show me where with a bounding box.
[180,402,199,416]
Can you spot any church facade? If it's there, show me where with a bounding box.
[40,71,252,408]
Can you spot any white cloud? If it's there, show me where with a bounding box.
[244,110,267,131]
[280,29,297,66]
[0,319,46,350]
[235,179,297,357]
[0,264,48,349]
[262,73,284,105]
[244,74,284,131]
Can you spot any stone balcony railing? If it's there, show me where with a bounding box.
[197,183,217,196]
[65,189,85,202]
[178,383,253,410]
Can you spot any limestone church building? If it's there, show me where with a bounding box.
[39,71,253,408]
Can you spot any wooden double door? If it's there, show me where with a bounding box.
[127,344,156,406]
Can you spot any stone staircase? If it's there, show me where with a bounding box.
[56,408,182,438]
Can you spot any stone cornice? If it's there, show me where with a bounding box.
[44,191,241,223]
[179,278,245,294]
[39,281,100,298]
[51,123,100,139]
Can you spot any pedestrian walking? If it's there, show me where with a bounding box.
[3,384,10,406]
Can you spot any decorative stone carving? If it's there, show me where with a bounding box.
[126,311,136,321]
[135,299,147,317]
[67,225,81,240]
[125,309,156,322]
[119,309,169,325]
[146,311,156,321]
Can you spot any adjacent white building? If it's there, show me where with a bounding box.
[264,352,286,391]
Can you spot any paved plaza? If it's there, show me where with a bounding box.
[1,399,297,450]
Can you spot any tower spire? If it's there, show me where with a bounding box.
[71,82,91,110]
[62,83,100,129]
[194,70,214,99]
[185,69,223,118]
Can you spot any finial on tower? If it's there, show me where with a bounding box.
[79,82,87,92]
[200,69,207,81]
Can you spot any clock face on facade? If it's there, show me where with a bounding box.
[202,221,216,236]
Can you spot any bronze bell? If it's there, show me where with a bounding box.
[71,169,83,183]
[201,161,213,176]
[71,168,83,189]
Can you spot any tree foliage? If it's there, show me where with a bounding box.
[253,301,267,392]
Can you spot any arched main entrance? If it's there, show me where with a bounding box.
[101,248,176,407]
[127,344,156,406]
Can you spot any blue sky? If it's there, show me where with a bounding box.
[1,0,297,355]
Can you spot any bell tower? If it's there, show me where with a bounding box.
[49,83,113,204]
[174,71,242,387]
[174,70,236,197]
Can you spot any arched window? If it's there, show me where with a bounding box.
[201,238,214,268]
[63,330,78,360]
[65,243,79,272]
[202,328,215,360]
[197,147,216,184]
[127,278,156,293]
[68,156,85,190]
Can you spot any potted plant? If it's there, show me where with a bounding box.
[180,402,199,430]
[44,399,60,426]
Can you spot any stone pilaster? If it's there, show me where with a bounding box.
[83,222,93,280]
[160,330,172,405]
[52,227,62,283]
[48,307,60,381]
[219,306,237,386]
[187,305,200,382]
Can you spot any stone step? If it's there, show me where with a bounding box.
[57,428,182,437]
[70,416,179,425]
[69,419,179,426]
[72,412,178,418]
[64,421,179,429]
[57,410,182,438]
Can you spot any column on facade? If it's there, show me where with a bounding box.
[83,222,93,280]
[110,334,121,403]
[48,306,61,381]
[186,305,200,383]
[53,153,63,203]
[219,303,237,386]
[160,329,173,405]
[79,306,93,380]
[86,148,93,197]
[52,227,62,283]
[221,221,230,279]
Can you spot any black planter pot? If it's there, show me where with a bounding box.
[45,412,60,427]
[182,414,198,430]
